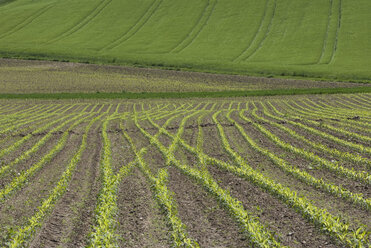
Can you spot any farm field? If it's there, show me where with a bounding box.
[0,0,370,81]
[0,93,369,247]
[0,59,366,94]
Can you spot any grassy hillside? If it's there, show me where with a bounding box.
[0,0,370,81]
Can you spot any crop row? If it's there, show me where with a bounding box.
[258,102,370,168]
[138,109,369,247]
[279,100,371,136]
[8,112,106,247]
[247,105,370,184]
[267,101,371,155]
[0,96,369,247]
[285,100,371,144]
[134,110,284,247]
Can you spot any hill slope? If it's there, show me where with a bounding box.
[0,0,370,81]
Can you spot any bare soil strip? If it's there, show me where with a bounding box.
[167,166,249,247]
[28,120,102,247]
[206,164,338,247]
[0,132,80,246]
[117,168,172,248]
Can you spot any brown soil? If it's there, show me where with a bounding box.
[0,131,81,246]
[107,119,131,173]
[0,97,369,247]
[260,108,371,159]
[218,112,370,228]
[0,132,63,188]
[206,164,340,248]
[167,167,249,247]
[0,58,365,94]
[117,168,172,248]
[28,120,102,247]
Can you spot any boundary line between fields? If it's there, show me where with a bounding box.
[0,87,369,100]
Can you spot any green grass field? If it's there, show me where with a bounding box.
[0,0,370,81]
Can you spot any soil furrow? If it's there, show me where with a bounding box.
[167,166,249,247]
[28,120,102,247]
[0,131,81,246]
[117,168,172,248]
[220,113,370,228]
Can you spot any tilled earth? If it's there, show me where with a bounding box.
[0,58,365,94]
[0,93,369,247]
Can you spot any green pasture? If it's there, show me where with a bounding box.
[0,0,370,81]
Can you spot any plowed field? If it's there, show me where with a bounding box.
[0,93,370,247]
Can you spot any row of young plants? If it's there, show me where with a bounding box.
[267,101,371,156]
[132,103,200,129]
[288,100,371,144]
[286,98,370,122]
[352,94,371,102]
[303,97,369,116]
[0,105,81,153]
[0,104,49,124]
[0,105,94,178]
[138,111,285,248]
[132,103,186,122]
[258,102,370,169]
[315,97,371,124]
[0,105,63,134]
[0,104,82,161]
[0,104,86,138]
[349,95,371,108]
[307,97,370,116]
[0,104,41,125]
[122,127,199,248]
[248,106,371,185]
[88,108,137,248]
[7,111,106,247]
[292,99,371,135]
[332,97,371,114]
[0,110,99,203]
[22,105,84,135]
[143,106,370,247]
[275,99,366,126]
[219,109,371,211]
[0,104,18,114]
[280,101,371,146]
[294,97,370,118]
[295,98,371,134]
[120,107,198,247]
[208,110,370,247]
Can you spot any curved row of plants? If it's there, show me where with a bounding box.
[134,111,284,247]
[141,108,369,247]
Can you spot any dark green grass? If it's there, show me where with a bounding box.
[0,0,15,6]
[1,87,369,100]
